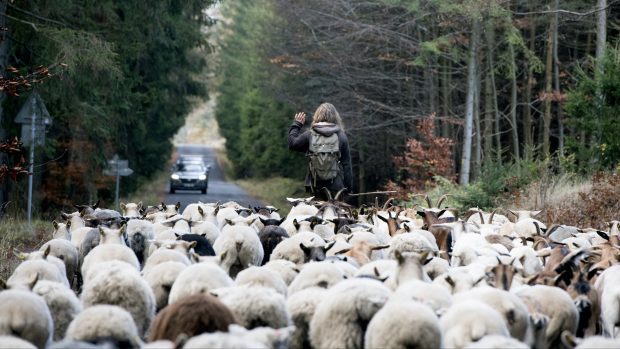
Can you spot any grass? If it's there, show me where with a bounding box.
[236,176,306,215]
[119,170,170,207]
[0,219,50,281]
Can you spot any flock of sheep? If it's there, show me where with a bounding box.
[2,191,620,348]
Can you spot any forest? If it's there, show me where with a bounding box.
[0,0,619,217]
[216,0,620,210]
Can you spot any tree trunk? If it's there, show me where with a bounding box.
[553,0,564,156]
[441,58,452,138]
[523,4,535,160]
[484,21,494,163]
[596,0,607,72]
[542,13,554,158]
[0,0,9,214]
[460,19,480,185]
[508,36,520,161]
[474,59,481,180]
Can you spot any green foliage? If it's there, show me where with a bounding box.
[4,0,215,212]
[565,47,620,170]
[215,1,305,179]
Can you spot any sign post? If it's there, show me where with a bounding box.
[14,91,52,226]
[103,154,133,210]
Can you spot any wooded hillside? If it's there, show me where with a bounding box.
[215,0,620,198]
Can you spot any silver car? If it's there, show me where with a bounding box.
[169,162,209,194]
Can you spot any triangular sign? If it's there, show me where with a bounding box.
[14,91,52,125]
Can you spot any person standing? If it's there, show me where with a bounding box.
[288,102,353,200]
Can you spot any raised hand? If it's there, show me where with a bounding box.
[294,112,306,124]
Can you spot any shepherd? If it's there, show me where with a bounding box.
[288,102,353,200]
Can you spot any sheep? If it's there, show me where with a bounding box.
[263,259,300,285]
[189,220,220,246]
[258,225,289,265]
[81,244,139,283]
[453,287,530,342]
[285,197,319,218]
[216,206,242,229]
[433,264,488,294]
[440,300,510,349]
[213,221,264,277]
[125,219,155,266]
[235,266,288,296]
[309,278,392,349]
[424,256,450,280]
[142,248,191,275]
[167,262,234,304]
[52,220,71,240]
[514,284,579,347]
[510,245,543,277]
[182,202,217,222]
[31,280,81,341]
[0,286,53,349]
[64,304,141,348]
[463,335,529,349]
[0,336,37,349]
[143,261,187,311]
[8,258,69,288]
[161,201,181,216]
[61,211,86,232]
[270,231,333,265]
[450,233,490,267]
[183,324,293,349]
[364,300,441,349]
[14,245,69,287]
[287,287,328,349]
[288,261,346,295]
[147,293,237,342]
[210,286,290,330]
[393,250,431,286]
[387,230,439,258]
[513,218,547,238]
[561,331,620,348]
[393,279,453,317]
[340,228,389,260]
[81,260,156,337]
[120,201,142,217]
[594,264,620,337]
[176,232,215,256]
[39,238,78,288]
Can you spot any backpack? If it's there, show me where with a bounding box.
[307,130,341,184]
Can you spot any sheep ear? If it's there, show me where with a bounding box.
[597,230,610,241]
[377,215,388,223]
[13,249,24,260]
[371,244,390,251]
[200,232,207,237]
[417,211,426,218]
[99,227,105,236]
[175,202,181,212]
[219,250,228,262]
[525,274,539,286]
[188,241,197,249]
[214,206,220,215]
[190,252,200,263]
[120,202,126,211]
[60,212,70,220]
[42,244,51,259]
[174,333,189,349]
[0,278,6,290]
[394,250,405,264]
[66,220,71,228]
[198,206,204,216]
[119,224,126,236]
[175,233,181,240]
[445,275,455,288]
[560,330,580,349]
[278,217,286,225]
[293,219,300,230]
[404,224,411,232]
[259,217,268,226]
[161,202,166,210]
[333,248,351,255]
[325,240,336,251]
[52,220,59,230]
[27,272,40,290]
[419,250,430,262]
[224,219,233,227]
[374,267,381,277]
[299,243,311,255]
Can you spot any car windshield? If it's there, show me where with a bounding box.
[176,164,204,172]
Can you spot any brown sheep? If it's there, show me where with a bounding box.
[147,294,237,342]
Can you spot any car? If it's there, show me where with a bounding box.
[169,162,209,194]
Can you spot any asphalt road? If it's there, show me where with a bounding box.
[164,144,264,208]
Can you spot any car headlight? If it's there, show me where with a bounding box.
[199,174,207,180]
[171,174,180,180]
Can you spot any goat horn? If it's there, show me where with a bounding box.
[436,194,453,208]
[323,187,333,201]
[424,194,433,208]
[489,208,501,224]
[477,209,485,224]
[382,198,395,211]
[334,188,347,201]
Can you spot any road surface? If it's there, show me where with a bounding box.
[164,144,263,208]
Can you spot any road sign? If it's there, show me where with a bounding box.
[15,91,52,125]
[103,168,133,176]
[103,154,133,210]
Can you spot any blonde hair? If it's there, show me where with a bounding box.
[311,103,344,129]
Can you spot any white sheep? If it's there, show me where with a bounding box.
[512,218,547,238]
[80,260,156,337]
[8,258,68,288]
[210,286,291,329]
[52,220,71,240]
[463,335,529,349]
[31,280,81,341]
[453,287,530,342]
[514,284,579,347]
[143,261,187,311]
[0,336,37,349]
[433,264,488,294]
[393,279,453,316]
[64,304,141,348]
[213,222,264,277]
[269,231,329,265]
[235,266,288,296]
[142,248,191,276]
[184,324,293,349]
[364,299,441,349]
[387,230,439,258]
[81,244,139,283]
[0,288,53,349]
[561,332,620,348]
[309,278,392,349]
[288,261,346,295]
[120,201,142,217]
[440,300,510,349]
[167,262,234,304]
[287,287,328,349]
[39,239,78,288]
[190,220,220,246]
[393,250,431,286]
[263,259,300,285]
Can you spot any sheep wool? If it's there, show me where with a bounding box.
[8,259,68,288]
[40,239,79,288]
[287,287,328,349]
[463,335,529,349]
[309,278,392,349]
[235,266,288,296]
[167,262,234,304]
[364,300,441,349]
[0,336,36,349]
[143,261,188,311]
[81,244,140,283]
[213,224,264,277]
[440,300,510,349]
[211,286,291,329]
[263,259,300,285]
[288,261,346,295]
[80,261,156,337]
[65,304,141,348]
[393,279,453,316]
[0,289,53,349]
[32,280,82,341]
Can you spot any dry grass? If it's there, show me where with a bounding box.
[0,219,50,281]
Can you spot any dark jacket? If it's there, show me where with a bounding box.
[288,121,353,193]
